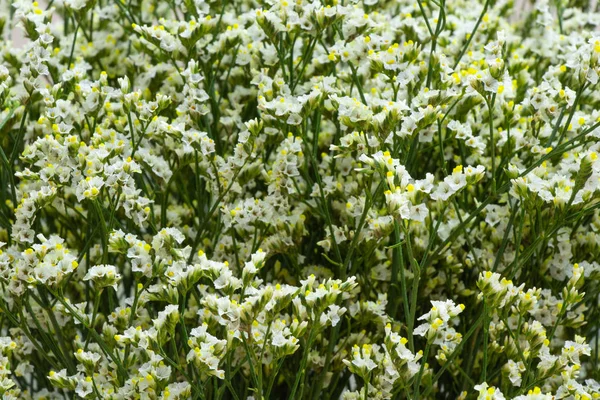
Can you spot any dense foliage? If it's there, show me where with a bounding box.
[1,0,600,398]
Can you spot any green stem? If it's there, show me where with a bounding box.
[453,0,490,69]
[49,289,128,383]
[67,19,80,68]
[85,288,103,350]
[414,341,430,400]
[9,105,29,165]
[481,301,489,383]
[289,323,317,399]
[486,93,497,192]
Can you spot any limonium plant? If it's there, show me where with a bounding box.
[0,0,600,398]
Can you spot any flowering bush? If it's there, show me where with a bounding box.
[1,0,600,398]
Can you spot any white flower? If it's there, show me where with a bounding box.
[83,265,121,290]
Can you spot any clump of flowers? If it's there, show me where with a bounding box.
[1,0,600,398]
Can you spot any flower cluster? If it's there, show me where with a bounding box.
[1,0,600,398]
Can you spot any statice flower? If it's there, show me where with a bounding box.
[1,0,600,398]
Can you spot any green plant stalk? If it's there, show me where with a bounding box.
[453,0,491,69]
[266,357,285,399]
[403,223,421,351]
[428,120,600,267]
[23,295,72,374]
[301,121,344,271]
[92,199,109,263]
[9,104,29,165]
[0,298,61,371]
[413,341,431,400]
[481,301,489,383]
[85,288,104,350]
[364,371,371,400]
[486,93,497,192]
[49,289,128,383]
[289,322,317,399]
[421,313,484,397]
[36,288,77,373]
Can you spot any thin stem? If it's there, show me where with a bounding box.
[453,0,490,69]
